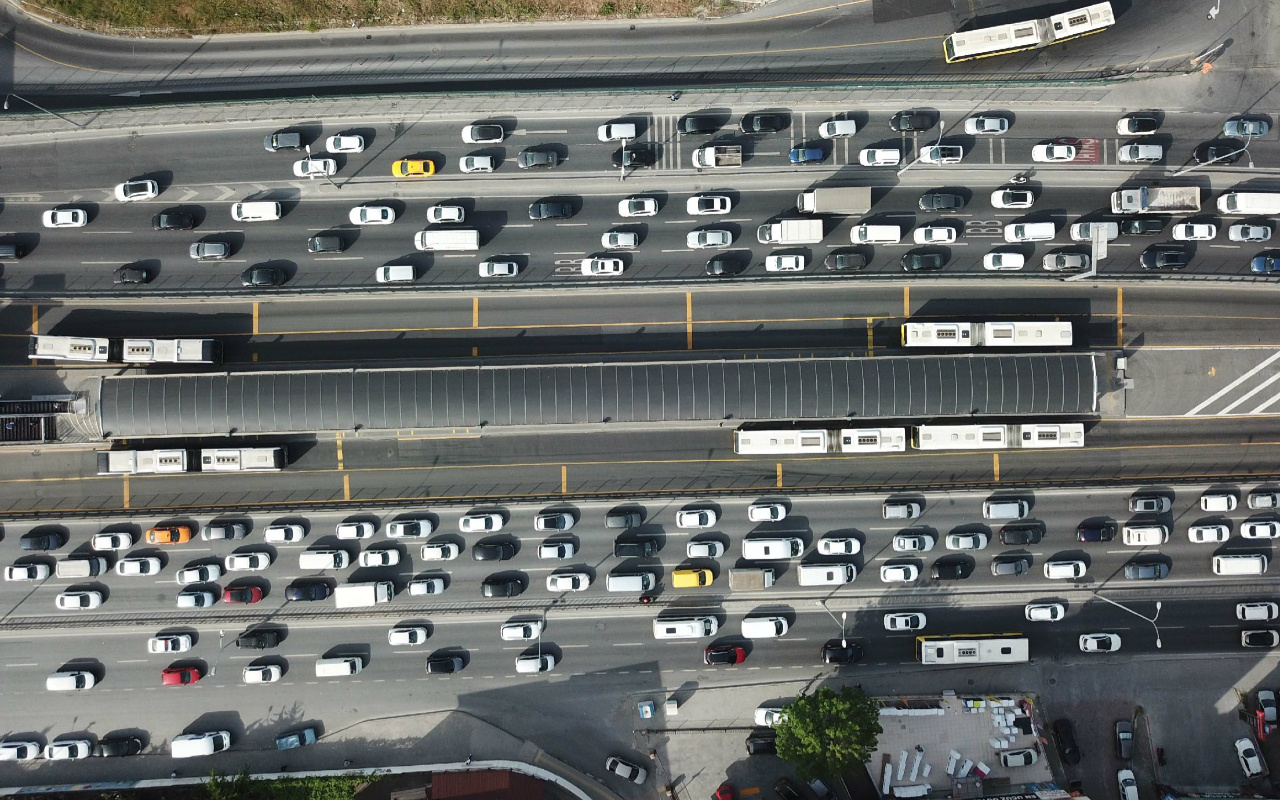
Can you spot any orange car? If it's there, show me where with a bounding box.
[146,525,193,545]
[391,158,436,178]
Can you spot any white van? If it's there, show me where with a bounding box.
[171,731,231,759]
[1123,524,1169,546]
[818,120,858,139]
[797,564,856,586]
[375,265,415,284]
[1219,192,1280,215]
[56,557,107,579]
[652,617,718,639]
[852,225,902,244]
[1118,144,1163,163]
[742,538,803,560]
[315,656,363,677]
[299,550,349,570]
[414,229,480,251]
[741,616,789,638]
[231,201,281,222]
[1004,222,1056,242]
[46,671,95,691]
[1214,554,1268,575]
[1069,222,1119,242]
[606,572,656,592]
[982,499,1029,520]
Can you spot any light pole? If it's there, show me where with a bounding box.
[3,93,86,129]
[303,145,341,189]
[1207,0,1221,19]
[816,601,848,646]
[897,119,944,177]
[1174,132,1253,175]
[1094,595,1163,648]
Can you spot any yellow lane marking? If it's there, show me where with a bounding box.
[1116,287,1123,348]
[866,317,874,356]
[561,465,568,494]
[252,302,259,336]
[740,790,762,797]
[399,434,484,442]
[993,453,1000,482]
[30,305,38,335]
[776,463,783,488]
[336,434,345,470]
[473,297,479,328]
[903,286,910,318]
[686,292,694,350]
[342,474,351,501]
[472,346,479,356]
[0,31,128,74]
[122,476,130,510]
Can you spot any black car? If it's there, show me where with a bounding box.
[891,110,934,132]
[1053,718,1081,766]
[481,577,522,597]
[241,266,286,287]
[825,251,867,271]
[426,654,465,673]
[152,212,195,231]
[745,729,777,755]
[999,523,1043,546]
[235,629,281,649]
[1115,720,1134,759]
[1140,247,1188,271]
[472,542,515,561]
[706,256,739,276]
[285,581,331,602]
[1122,217,1167,236]
[931,560,971,580]
[918,192,964,211]
[517,149,558,169]
[680,116,719,135]
[740,113,783,134]
[1077,521,1116,542]
[20,530,64,551]
[774,778,804,800]
[307,234,345,253]
[820,639,862,664]
[1194,140,1244,165]
[991,557,1029,576]
[902,252,946,272]
[1124,561,1169,580]
[95,736,143,757]
[113,266,152,285]
[614,538,657,558]
[528,201,574,221]
[612,146,656,168]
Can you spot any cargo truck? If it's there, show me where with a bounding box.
[728,568,776,591]
[757,219,824,245]
[1109,186,1200,214]
[334,581,394,608]
[691,145,743,169]
[796,187,873,215]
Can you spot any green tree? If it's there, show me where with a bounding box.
[203,770,366,800]
[774,686,882,780]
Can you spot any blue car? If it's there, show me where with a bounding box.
[789,147,824,165]
[1251,255,1280,274]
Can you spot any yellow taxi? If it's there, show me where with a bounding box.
[392,159,436,178]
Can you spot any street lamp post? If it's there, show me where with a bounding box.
[1173,132,1253,176]
[303,145,341,190]
[897,119,944,177]
[1094,594,1163,648]
[3,93,86,129]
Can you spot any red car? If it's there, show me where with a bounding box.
[161,666,202,686]
[714,784,735,800]
[223,585,263,604]
[704,644,746,665]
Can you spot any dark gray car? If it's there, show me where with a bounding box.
[190,241,230,261]
[1115,720,1133,759]
[1124,561,1168,580]
[518,149,558,169]
[528,201,574,221]
[918,192,964,211]
[307,234,345,253]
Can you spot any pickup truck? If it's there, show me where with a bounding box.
[1109,186,1200,214]
[691,145,742,169]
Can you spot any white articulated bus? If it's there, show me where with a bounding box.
[735,423,1083,454]
[912,423,1085,451]
[97,447,286,475]
[901,322,1073,348]
[29,336,218,365]
[943,2,1114,63]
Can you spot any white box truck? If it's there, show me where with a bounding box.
[1110,186,1200,214]
[334,581,394,608]
[1218,192,1280,215]
[757,219,823,245]
[728,568,776,591]
[796,187,873,215]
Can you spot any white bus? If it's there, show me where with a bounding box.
[901,322,1073,348]
[28,336,110,362]
[837,428,907,453]
[97,446,286,475]
[943,2,1114,63]
[734,429,830,455]
[198,447,286,472]
[736,423,1082,454]
[28,336,218,365]
[96,449,189,476]
[912,423,1084,451]
[917,635,1030,664]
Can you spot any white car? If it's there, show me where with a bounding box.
[884,612,926,631]
[459,155,496,173]
[1229,224,1271,242]
[1117,115,1159,135]
[4,563,50,581]
[754,707,788,727]
[945,532,988,551]
[1044,560,1086,579]
[337,522,376,539]
[264,524,306,544]
[358,549,400,567]
[427,205,465,224]
[421,543,460,561]
[991,190,1035,209]
[462,124,505,144]
[0,741,40,762]
[1025,602,1065,622]
[602,231,639,249]
[880,563,920,583]
[534,512,575,532]
[1261,690,1279,723]
[1117,769,1139,800]
[114,180,159,201]
[44,740,91,761]
[1001,749,1039,768]
[479,260,519,278]
[688,229,733,249]
[619,197,659,217]
[325,135,365,153]
[1237,737,1265,778]
[581,258,624,276]
[148,634,193,653]
[747,503,787,522]
[687,541,725,558]
[983,252,1025,271]
[1243,521,1280,539]
[817,538,860,556]
[176,590,215,608]
[243,664,283,683]
[605,756,648,784]
[686,195,732,215]
[1172,223,1217,241]
[858,148,901,166]
[115,557,161,576]
[1079,633,1121,652]
[537,541,576,559]
[91,531,133,551]
[546,572,591,592]
[225,552,271,572]
[56,591,103,610]
[964,116,1009,135]
[920,145,963,164]
[1238,602,1280,621]
[1188,524,1230,543]
[42,208,88,228]
[349,206,396,225]
[409,577,445,595]
[459,513,503,533]
[892,533,934,552]
[176,565,222,585]
[501,620,544,640]
[913,226,956,244]
[293,158,337,178]
[765,254,805,272]
[388,626,429,646]
[1249,492,1280,510]
[676,509,717,529]
[1032,144,1076,162]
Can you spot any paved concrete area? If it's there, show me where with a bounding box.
[1123,347,1280,418]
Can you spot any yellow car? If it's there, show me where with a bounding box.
[392,158,436,178]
